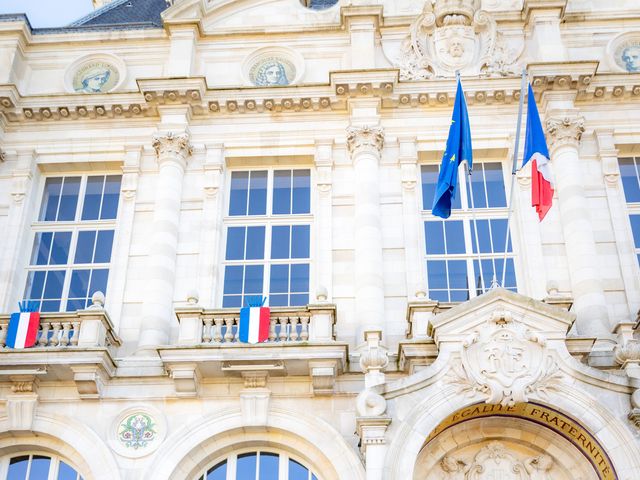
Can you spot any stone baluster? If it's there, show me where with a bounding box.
[278,317,288,342]
[50,323,61,346]
[300,316,309,341]
[290,316,299,341]
[70,321,80,346]
[347,126,386,338]
[268,317,277,342]
[202,318,213,343]
[224,318,234,343]
[137,132,192,353]
[545,114,610,339]
[213,318,223,343]
[60,322,71,346]
[38,323,50,346]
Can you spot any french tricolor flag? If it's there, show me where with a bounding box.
[523,84,554,221]
[7,303,40,349]
[238,297,270,344]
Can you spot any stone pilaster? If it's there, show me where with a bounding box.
[137,132,192,353]
[546,115,610,338]
[315,139,334,302]
[347,126,385,336]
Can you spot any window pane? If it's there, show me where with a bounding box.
[493,258,517,290]
[271,226,291,259]
[270,294,288,307]
[31,232,53,265]
[290,264,309,293]
[421,165,438,211]
[273,170,292,215]
[69,269,90,300]
[631,215,640,249]
[24,271,46,300]
[58,177,81,221]
[424,221,444,255]
[471,220,491,254]
[469,169,487,209]
[490,219,511,253]
[58,461,79,480]
[444,221,465,254]
[427,260,447,289]
[40,178,63,221]
[94,230,115,263]
[82,176,104,221]
[290,293,309,306]
[229,172,249,216]
[620,158,640,202]
[89,269,109,297]
[246,226,265,260]
[50,232,72,264]
[292,170,311,214]
[8,455,29,480]
[448,260,468,290]
[28,455,51,480]
[223,266,243,294]
[288,459,309,480]
[259,452,279,480]
[291,225,310,258]
[237,453,257,480]
[223,295,242,308]
[244,265,264,294]
[270,264,289,293]
[101,175,122,219]
[43,270,65,299]
[226,227,246,260]
[248,171,267,216]
[484,163,507,207]
[75,231,97,264]
[206,461,227,480]
[66,299,87,312]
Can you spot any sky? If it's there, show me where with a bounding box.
[0,0,95,28]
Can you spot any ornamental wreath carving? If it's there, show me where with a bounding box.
[446,310,563,406]
[396,0,522,80]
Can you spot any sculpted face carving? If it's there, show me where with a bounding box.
[622,45,640,72]
[448,38,465,58]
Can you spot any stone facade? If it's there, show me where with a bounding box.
[1,0,640,479]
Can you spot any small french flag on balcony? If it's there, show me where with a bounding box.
[239,297,270,344]
[6,301,40,349]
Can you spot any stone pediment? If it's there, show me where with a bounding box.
[431,288,575,346]
[162,0,341,34]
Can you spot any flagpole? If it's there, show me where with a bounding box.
[500,67,528,288]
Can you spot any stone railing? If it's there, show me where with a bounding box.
[175,303,337,346]
[0,296,120,350]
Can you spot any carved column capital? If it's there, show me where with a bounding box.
[545,116,585,154]
[152,132,193,166]
[346,126,384,159]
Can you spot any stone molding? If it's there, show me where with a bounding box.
[152,132,193,165]
[545,116,585,154]
[346,126,384,158]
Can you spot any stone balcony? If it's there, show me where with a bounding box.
[0,299,120,399]
[158,302,348,397]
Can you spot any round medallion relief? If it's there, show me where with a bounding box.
[65,54,126,94]
[609,33,640,73]
[109,406,166,458]
[242,47,304,87]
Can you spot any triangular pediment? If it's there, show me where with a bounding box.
[431,288,575,345]
[162,0,341,34]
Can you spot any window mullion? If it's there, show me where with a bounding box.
[76,175,89,222]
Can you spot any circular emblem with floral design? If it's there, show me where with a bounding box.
[118,413,156,449]
[109,406,166,458]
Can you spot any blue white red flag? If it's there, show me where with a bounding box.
[523,84,554,221]
[239,297,270,344]
[7,302,40,349]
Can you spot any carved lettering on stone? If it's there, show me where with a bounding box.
[396,0,522,80]
[445,310,563,406]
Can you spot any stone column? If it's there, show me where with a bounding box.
[347,126,385,337]
[315,139,334,301]
[137,132,192,353]
[596,130,640,324]
[546,116,610,338]
[398,137,427,300]
[197,144,224,307]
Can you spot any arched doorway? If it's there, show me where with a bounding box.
[413,402,614,480]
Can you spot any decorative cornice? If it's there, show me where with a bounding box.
[545,116,585,153]
[346,126,384,158]
[152,132,192,164]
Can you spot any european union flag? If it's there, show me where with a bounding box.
[431,79,473,219]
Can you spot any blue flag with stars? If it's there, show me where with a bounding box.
[431,79,473,219]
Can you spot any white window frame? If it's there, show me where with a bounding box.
[24,174,121,312]
[619,156,640,265]
[218,167,314,308]
[419,161,517,302]
[195,449,319,480]
[0,452,83,480]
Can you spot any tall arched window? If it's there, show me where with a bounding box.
[3,454,83,480]
[197,450,318,480]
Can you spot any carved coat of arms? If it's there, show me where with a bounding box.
[396,0,522,80]
[447,310,562,406]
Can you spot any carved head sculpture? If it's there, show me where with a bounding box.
[255,61,289,86]
[78,69,111,93]
[622,45,640,72]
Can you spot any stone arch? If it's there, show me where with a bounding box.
[0,412,121,480]
[383,383,640,480]
[145,407,365,480]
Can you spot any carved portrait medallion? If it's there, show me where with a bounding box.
[249,57,296,87]
[65,54,126,94]
[615,40,640,73]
